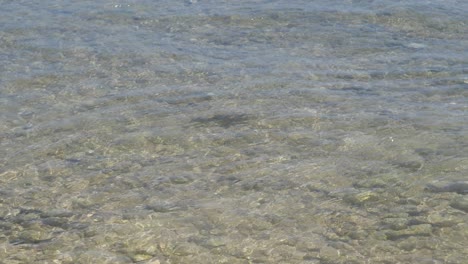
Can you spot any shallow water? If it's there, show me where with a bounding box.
[1,1,467,263]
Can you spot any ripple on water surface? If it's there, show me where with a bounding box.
[0,1,467,263]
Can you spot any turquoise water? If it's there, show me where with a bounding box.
[1,1,467,263]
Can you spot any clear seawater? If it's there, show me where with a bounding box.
[0,1,467,263]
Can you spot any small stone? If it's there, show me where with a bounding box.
[381,218,408,230]
[450,196,468,212]
[42,217,69,228]
[0,206,11,218]
[386,224,432,240]
[344,191,379,205]
[203,237,226,248]
[406,43,426,49]
[170,175,194,184]
[319,246,340,262]
[397,237,418,251]
[249,249,269,263]
[426,180,468,194]
[145,201,184,212]
[373,231,388,240]
[348,230,368,240]
[130,253,153,262]
[41,209,74,218]
[18,230,50,243]
[173,243,199,256]
[354,178,388,188]
[427,211,462,227]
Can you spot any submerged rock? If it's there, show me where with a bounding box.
[450,197,468,212]
[191,113,250,128]
[343,190,379,205]
[425,180,468,194]
[385,224,432,240]
[16,229,53,244]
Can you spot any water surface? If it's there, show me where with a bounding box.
[1,1,467,263]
